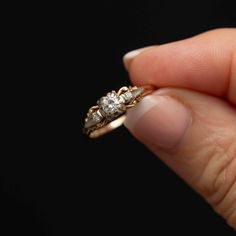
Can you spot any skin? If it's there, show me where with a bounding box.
[123,28,236,229]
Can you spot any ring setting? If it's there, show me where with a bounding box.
[83,85,154,138]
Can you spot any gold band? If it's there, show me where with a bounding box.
[83,85,154,138]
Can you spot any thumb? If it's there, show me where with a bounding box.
[125,88,236,229]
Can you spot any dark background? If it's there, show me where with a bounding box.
[1,1,236,235]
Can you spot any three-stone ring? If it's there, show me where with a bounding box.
[83,85,154,138]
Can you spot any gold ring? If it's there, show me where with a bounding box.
[83,85,154,138]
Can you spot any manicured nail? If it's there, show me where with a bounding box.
[124,92,192,149]
[123,46,155,71]
[123,49,142,70]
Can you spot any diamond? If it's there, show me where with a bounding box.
[84,111,103,129]
[122,91,133,102]
[99,91,125,120]
[131,87,144,98]
[92,112,102,122]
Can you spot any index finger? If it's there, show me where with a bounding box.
[126,28,236,104]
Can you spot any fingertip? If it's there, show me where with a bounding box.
[123,49,142,71]
[123,46,157,71]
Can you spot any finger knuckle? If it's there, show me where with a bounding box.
[198,138,236,228]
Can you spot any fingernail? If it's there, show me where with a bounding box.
[123,49,142,71]
[123,46,155,71]
[124,92,192,149]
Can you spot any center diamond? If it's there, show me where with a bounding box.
[99,91,125,120]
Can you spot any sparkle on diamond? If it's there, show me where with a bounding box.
[99,91,125,119]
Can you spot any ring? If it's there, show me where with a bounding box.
[83,85,154,138]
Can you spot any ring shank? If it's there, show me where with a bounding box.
[89,115,126,138]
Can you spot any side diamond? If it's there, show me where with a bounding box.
[122,91,133,103]
[131,87,144,98]
[84,111,103,129]
[92,112,102,122]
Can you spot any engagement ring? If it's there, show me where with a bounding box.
[83,85,154,138]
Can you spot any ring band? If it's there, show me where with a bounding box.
[83,85,154,138]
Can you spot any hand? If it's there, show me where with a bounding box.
[123,28,236,229]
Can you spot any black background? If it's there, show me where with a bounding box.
[1,1,236,235]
